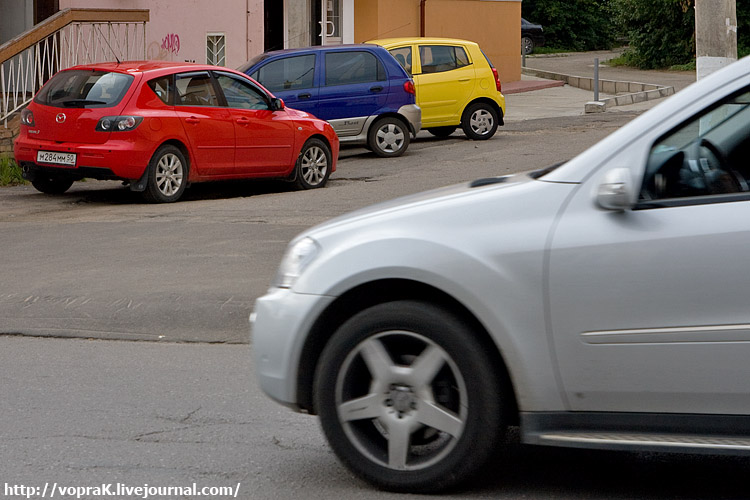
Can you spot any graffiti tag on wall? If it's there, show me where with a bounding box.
[161,34,180,55]
[147,33,181,61]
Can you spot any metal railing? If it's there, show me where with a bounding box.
[1,9,149,127]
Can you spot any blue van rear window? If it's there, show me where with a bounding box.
[324,51,385,86]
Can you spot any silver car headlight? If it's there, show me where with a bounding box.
[272,237,321,289]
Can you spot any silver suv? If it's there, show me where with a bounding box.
[251,57,750,492]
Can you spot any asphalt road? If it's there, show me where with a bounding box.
[0,112,641,344]
[2,335,749,500]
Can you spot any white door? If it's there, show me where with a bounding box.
[321,0,342,45]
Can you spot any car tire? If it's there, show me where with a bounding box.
[31,175,74,195]
[427,126,457,138]
[314,301,505,493]
[143,145,188,203]
[522,36,535,55]
[293,138,331,190]
[461,102,498,141]
[368,117,410,158]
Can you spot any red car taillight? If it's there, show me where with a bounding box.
[20,108,34,126]
[403,80,416,95]
[491,68,502,93]
[96,115,143,132]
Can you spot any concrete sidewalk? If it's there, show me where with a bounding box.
[503,49,697,121]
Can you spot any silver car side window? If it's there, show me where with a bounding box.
[640,89,750,201]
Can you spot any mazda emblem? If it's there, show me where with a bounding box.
[56,113,66,124]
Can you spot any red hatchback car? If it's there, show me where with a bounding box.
[14,61,339,202]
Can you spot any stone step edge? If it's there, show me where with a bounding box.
[522,67,675,113]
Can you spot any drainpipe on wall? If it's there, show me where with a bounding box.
[420,0,427,37]
[246,0,250,60]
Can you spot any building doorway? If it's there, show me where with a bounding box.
[310,0,322,45]
[264,0,284,52]
[34,0,59,24]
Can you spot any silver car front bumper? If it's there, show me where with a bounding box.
[250,287,335,408]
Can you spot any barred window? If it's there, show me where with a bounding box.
[206,33,226,66]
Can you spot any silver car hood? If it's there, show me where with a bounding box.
[303,173,532,239]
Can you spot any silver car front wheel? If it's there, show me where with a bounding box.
[315,301,505,493]
[336,331,468,471]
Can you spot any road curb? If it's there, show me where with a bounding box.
[522,67,675,113]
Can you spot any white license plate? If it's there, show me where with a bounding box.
[37,150,76,166]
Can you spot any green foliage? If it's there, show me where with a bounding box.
[522,0,616,51]
[738,0,750,57]
[527,0,748,69]
[669,61,697,71]
[605,54,629,67]
[0,156,26,186]
[530,47,573,55]
[610,0,695,69]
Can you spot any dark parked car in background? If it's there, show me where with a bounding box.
[522,18,545,55]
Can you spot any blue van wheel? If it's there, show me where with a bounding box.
[368,117,410,158]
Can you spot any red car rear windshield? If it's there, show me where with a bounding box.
[35,70,134,108]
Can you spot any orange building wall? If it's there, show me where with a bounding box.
[353,0,381,42]
[354,0,521,83]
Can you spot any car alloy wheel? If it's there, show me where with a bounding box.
[522,36,534,55]
[156,153,184,197]
[294,138,331,189]
[144,144,188,203]
[315,301,505,493]
[336,331,468,471]
[368,117,410,158]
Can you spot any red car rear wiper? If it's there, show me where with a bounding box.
[59,99,107,107]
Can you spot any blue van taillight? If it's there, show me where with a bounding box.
[403,80,416,95]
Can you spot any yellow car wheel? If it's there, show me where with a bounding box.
[461,102,498,141]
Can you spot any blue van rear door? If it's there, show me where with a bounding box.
[318,50,389,136]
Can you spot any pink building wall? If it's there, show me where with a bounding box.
[58,0,264,68]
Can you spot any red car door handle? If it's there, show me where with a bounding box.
[185,116,200,124]
[236,117,251,125]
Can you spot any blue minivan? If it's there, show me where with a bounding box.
[239,45,421,158]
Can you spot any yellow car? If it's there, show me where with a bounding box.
[368,37,506,140]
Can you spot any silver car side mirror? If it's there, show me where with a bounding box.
[596,168,634,211]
